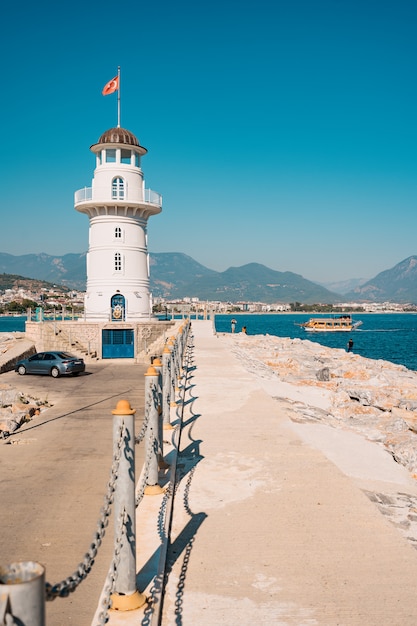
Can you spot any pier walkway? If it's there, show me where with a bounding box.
[3,322,417,624]
[125,319,417,626]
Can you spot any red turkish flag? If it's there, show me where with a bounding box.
[102,76,119,96]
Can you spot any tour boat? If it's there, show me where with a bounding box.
[298,315,362,332]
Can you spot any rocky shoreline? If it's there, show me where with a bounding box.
[216,331,417,550]
[0,388,48,439]
[219,332,417,477]
[217,331,417,548]
[0,333,47,438]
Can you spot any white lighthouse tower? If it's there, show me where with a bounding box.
[74,127,162,322]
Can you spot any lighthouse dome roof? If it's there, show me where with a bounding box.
[90,126,148,155]
[98,127,140,146]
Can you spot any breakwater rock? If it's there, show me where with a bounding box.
[0,382,50,438]
[219,333,417,479]
[0,333,48,438]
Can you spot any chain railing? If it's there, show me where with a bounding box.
[45,422,125,601]
[144,328,196,626]
[96,507,126,625]
[0,320,191,626]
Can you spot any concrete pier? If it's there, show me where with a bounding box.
[3,321,417,625]
[155,320,417,625]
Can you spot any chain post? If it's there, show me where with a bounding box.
[110,400,146,611]
[178,324,184,361]
[162,344,174,429]
[182,322,188,361]
[183,322,191,363]
[151,357,163,417]
[167,339,178,405]
[0,561,45,626]
[151,358,169,470]
[144,367,165,495]
[182,320,189,350]
[170,335,181,393]
[178,325,185,377]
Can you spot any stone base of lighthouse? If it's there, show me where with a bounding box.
[25,319,177,363]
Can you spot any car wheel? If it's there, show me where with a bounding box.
[50,367,60,378]
[17,365,26,376]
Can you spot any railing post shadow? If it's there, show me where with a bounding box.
[110,400,146,611]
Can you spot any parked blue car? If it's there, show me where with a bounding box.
[15,352,85,378]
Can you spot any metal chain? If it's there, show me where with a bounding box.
[157,482,173,543]
[96,507,127,625]
[135,377,160,506]
[38,325,193,616]
[144,328,195,624]
[151,382,160,415]
[135,403,151,445]
[45,422,125,601]
[135,429,158,507]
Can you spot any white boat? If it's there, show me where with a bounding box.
[298,315,362,332]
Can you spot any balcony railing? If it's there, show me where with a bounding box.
[144,188,162,206]
[74,187,162,207]
[74,187,92,203]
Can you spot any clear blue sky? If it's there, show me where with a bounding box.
[1,0,416,283]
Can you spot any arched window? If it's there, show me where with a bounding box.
[111,293,125,321]
[112,177,125,199]
[114,252,122,271]
[115,227,122,239]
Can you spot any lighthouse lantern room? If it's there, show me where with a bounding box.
[74,127,162,322]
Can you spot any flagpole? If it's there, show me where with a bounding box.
[117,66,121,127]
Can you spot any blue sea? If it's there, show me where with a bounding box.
[4,313,417,372]
[215,313,417,372]
[0,316,26,332]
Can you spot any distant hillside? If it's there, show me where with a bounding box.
[0,252,340,304]
[319,277,368,295]
[0,253,86,290]
[164,262,341,304]
[149,252,216,296]
[345,256,417,303]
[2,251,417,304]
[0,273,70,293]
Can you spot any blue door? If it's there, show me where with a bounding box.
[102,329,134,358]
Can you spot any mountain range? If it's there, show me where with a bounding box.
[1,252,417,304]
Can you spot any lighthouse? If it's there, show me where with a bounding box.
[74,126,162,322]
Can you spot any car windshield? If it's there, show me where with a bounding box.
[56,352,77,359]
